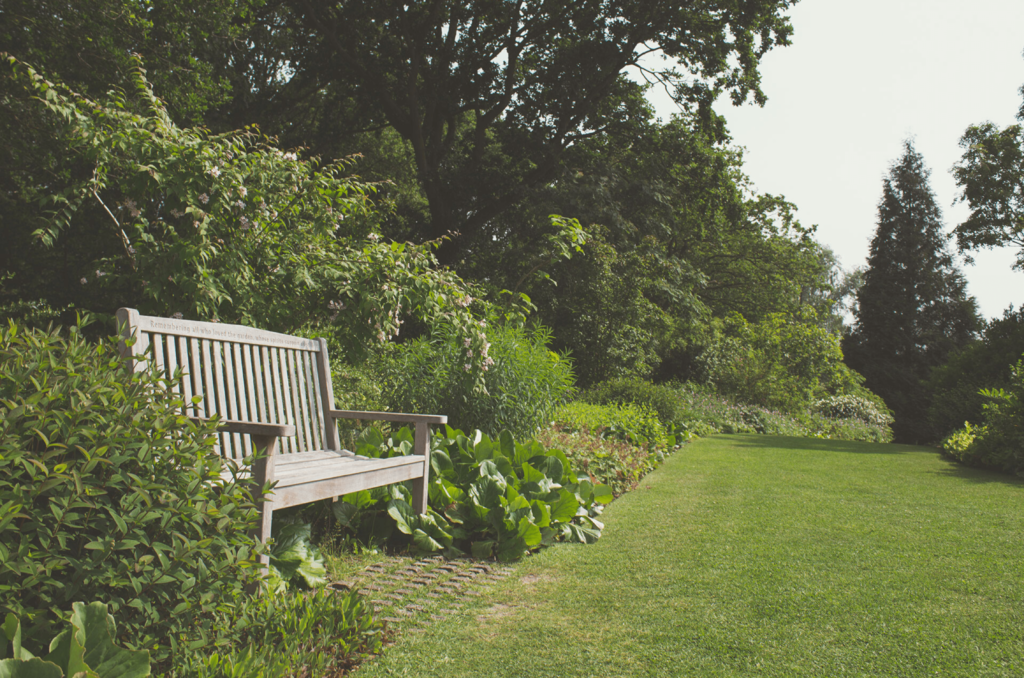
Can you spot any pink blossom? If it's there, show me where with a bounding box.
[199,193,209,204]
[208,166,221,178]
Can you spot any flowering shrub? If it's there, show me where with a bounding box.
[812,394,894,428]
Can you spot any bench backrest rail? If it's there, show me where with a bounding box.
[117,308,340,461]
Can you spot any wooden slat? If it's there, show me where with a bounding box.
[287,349,308,452]
[222,342,244,458]
[275,456,423,483]
[316,338,340,451]
[270,464,424,508]
[151,333,167,380]
[300,351,321,450]
[254,345,271,424]
[200,338,216,423]
[164,332,181,397]
[296,351,317,451]
[270,348,292,454]
[241,344,259,429]
[274,452,406,477]
[175,335,193,415]
[188,337,204,418]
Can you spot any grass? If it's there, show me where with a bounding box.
[353,434,1024,677]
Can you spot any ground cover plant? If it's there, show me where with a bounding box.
[354,435,1024,677]
[332,426,613,561]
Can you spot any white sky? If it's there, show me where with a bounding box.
[642,0,1024,320]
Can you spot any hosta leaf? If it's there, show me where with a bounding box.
[412,528,444,552]
[331,501,359,528]
[592,483,614,505]
[516,516,542,547]
[0,658,64,678]
[549,489,580,523]
[471,540,495,559]
[498,431,515,459]
[520,462,545,484]
[386,499,416,535]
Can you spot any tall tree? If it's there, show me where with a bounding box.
[218,0,798,262]
[844,141,980,443]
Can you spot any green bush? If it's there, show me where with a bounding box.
[333,426,613,561]
[941,360,1024,476]
[171,589,382,678]
[0,321,264,663]
[582,378,685,426]
[374,323,575,438]
[552,401,669,451]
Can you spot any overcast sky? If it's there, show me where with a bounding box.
[643,0,1024,320]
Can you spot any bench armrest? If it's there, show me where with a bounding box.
[191,417,297,438]
[328,409,447,425]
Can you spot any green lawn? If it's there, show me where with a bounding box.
[355,435,1024,677]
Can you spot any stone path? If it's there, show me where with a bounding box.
[329,556,515,636]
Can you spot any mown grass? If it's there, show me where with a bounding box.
[354,435,1024,677]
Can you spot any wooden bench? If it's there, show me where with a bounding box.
[116,308,446,564]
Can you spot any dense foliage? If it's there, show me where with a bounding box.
[0,322,262,662]
[844,142,981,443]
[1,601,151,678]
[373,323,575,438]
[925,308,1024,441]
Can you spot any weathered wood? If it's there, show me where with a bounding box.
[117,307,447,566]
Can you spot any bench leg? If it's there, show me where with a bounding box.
[411,421,431,515]
[250,435,278,572]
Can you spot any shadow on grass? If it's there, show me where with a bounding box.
[711,434,1024,488]
[716,433,919,456]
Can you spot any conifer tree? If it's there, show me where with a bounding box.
[844,141,980,443]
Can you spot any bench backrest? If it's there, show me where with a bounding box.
[117,308,339,460]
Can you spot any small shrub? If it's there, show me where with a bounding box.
[374,323,575,438]
[0,321,264,663]
[941,422,985,465]
[583,378,684,425]
[553,401,669,450]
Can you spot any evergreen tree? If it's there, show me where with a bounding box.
[844,141,981,443]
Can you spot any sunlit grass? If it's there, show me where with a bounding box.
[354,435,1024,677]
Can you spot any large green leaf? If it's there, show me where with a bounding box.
[549,489,580,523]
[386,499,417,535]
[0,658,63,678]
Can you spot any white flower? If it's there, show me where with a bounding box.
[240,216,250,230]
[170,208,183,218]
[80,277,87,285]
[238,186,247,197]
[199,193,209,204]
[368,232,380,242]
[235,200,245,209]
[171,312,184,319]
[208,166,221,178]
[283,152,298,161]
[464,364,471,372]
[464,338,472,347]
[95,270,106,278]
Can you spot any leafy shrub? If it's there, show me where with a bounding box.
[2,602,151,678]
[333,426,613,561]
[534,426,658,497]
[941,422,986,464]
[582,378,685,426]
[0,322,264,662]
[941,361,1024,475]
[374,323,575,438]
[553,401,669,450]
[171,589,382,678]
[812,394,894,429]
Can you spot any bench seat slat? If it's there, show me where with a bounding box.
[274,453,421,481]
